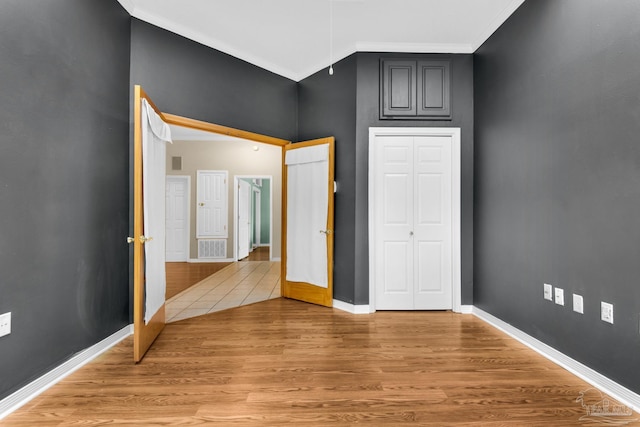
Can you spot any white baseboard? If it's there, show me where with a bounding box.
[472,307,640,413]
[459,305,473,314]
[333,300,371,314]
[0,324,133,420]
[188,258,234,263]
[270,257,281,262]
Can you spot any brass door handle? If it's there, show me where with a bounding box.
[319,230,332,235]
[127,236,153,244]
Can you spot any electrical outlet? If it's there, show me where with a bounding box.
[544,283,553,301]
[573,294,584,314]
[601,302,614,324]
[554,288,565,306]
[0,312,11,338]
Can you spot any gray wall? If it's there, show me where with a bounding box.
[474,0,640,393]
[355,53,475,305]
[130,19,298,141]
[298,55,358,303]
[0,1,131,400]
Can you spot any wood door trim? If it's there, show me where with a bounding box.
[163,113,291,147]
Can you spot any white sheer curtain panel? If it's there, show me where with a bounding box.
[142,99,172,323]
[285,144,329,288]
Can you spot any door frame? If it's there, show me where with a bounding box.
[234,176,273,261]
[368,127,462,313]
[165,175,191,262]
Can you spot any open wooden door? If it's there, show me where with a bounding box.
[281,137,335,307]
[131,85,168,362]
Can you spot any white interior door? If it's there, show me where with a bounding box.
[197,170,228,238]
[166,176,189,262]
[373,131,455,310]
[253,188,261,246]
[238,180,251,260]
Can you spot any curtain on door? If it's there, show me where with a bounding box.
[285,144,329,288]
[142,99,172,323]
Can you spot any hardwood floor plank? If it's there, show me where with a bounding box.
[3,298,637,426]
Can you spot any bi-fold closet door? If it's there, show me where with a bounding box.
[373,134,453,310]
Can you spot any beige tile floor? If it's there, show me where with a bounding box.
[166,260,281,322]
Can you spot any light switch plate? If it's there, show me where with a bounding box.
[573,294,584,314]
[554,288,565,306]
[601,302,614,324]
[544,283,553,301]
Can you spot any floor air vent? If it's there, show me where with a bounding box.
[198,239,227,259]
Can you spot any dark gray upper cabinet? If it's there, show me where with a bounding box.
[380,59,451,120]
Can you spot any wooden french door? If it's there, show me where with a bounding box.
[281,137,335,307]
[132,85,166,362]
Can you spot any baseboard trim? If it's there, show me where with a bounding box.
[188,258,234,263]
[0,324,133,420]
[270,257,281,262]
[459,305,473,314]
[472,307,640,413]
[332,300,371,314]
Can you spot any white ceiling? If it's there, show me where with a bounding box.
[118,0,524,82]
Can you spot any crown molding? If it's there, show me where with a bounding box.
[116,0,135,15]
[131,7,300,81]
[356,42,475,54]
[471,0,526,51]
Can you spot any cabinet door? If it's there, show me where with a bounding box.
[417,60,451,119]
[381,60,417,117]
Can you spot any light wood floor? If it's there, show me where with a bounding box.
[165,262,231,299]
[5,298,636,426]
[240,246,270,261]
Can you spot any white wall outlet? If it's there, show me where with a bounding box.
[0,312,11,338]
[601,302,614,324]
[573,294,584,314]
[544,283,553,301]
[554,288,565,305]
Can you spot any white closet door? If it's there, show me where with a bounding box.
[374,136,414,309]
[374,134,453,310]
[414,136,452,309]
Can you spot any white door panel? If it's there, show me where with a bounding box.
[238,180,251,260]
[375,136,414,309]
[165,177,189,262]
[197,171,228,238]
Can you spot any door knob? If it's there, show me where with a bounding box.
[198,202,205,207]
[140,235,153,244]
[319,230,332,235]
[409,231,414,237]
[126,237,135,244]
